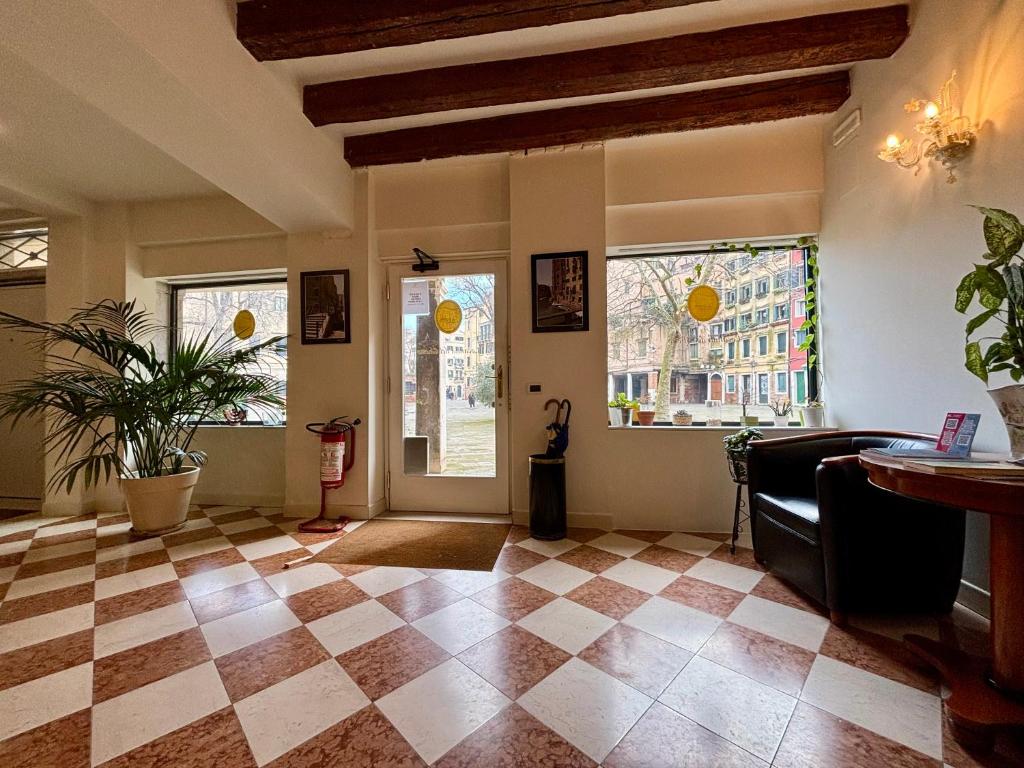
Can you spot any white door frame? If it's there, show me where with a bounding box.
[385,255,511,515]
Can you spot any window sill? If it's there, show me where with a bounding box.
[608,424,835,431]
[193,423,286,429]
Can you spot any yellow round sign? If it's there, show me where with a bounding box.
[434,300,462,334]
[233,309,256,340]
[687,285,721,322]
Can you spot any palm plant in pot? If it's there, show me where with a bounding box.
[0,300,285,535]
[957,206,1024,459]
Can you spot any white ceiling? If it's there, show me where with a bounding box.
[261,0,893,137]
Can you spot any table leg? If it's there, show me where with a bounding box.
[990,514,1024,691]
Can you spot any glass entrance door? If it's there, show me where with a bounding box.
[387,259,508,514]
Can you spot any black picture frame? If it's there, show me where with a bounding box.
[531,251,589,333]
[300,269,351,344]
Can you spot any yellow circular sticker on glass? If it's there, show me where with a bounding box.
[434,300,462,334]
[233,309,256,340]
[687,285,721,322]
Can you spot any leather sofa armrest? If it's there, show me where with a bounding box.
[815,455,872,611]
[748,434,854,500]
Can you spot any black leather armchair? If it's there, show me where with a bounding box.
[747,431,966,623]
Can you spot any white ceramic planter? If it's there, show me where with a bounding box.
[989,383,1024,460]
[799,406,825,428]
[121,466,200,536]
[608,407,622,427]
[773,416,790,427]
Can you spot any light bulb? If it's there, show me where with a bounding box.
[924,101,940,119]
[886,134,902,149]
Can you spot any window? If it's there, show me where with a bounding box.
[794,329,808,347]
[606,247,813,424]
[776,372,788,393]
[795,299,806,317]
[0,229,47,271]
[172,279,287,424]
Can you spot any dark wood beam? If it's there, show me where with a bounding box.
[237,0,714,61]
[343,71,850,167]
[308,5,905,125]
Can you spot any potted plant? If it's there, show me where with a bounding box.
[769,399,792,427]
[957,206,1024,459]
[798,399,825,427]
[637,394,656,426]
[608,392,637,427]
[740,391,760,426]
[0,300,284,535]
[672,409,693,426]
[723,427,764,482]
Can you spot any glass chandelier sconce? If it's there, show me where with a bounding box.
[877,71,977,183]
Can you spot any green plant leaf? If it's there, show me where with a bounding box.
[955,272,978,313]
[966,308,998,336]
[973,206,1024,244]
[1004,265,1024,307]
[965,341,988,382]
[983,216,1024,261]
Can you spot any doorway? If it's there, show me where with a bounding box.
[387,258,509,514]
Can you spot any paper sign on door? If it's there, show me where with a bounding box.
[403,280,429,315]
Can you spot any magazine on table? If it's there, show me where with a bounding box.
[862,413,982,459]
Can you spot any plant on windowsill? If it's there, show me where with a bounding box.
[0,300,285,535]
[637,393,656,426]
[768,399,792,427]
[723,427,764,483]
[956,206,1024,459]
[672,409,693,426]
[798,398,825,428]
[740,391,760,426]
[608,392,638,427]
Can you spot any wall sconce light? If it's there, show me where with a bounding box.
[877,71,977,183]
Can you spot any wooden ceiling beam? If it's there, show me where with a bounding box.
[308,5,906,126]
[237,0,713,61]
[343,71,850,167]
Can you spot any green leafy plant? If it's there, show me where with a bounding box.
[0,299,285,493]
[956,207,1024,383]
[608,392,638,409]
[723,427,764,455]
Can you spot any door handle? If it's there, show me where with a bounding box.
[487,365,504,400]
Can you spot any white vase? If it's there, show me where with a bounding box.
[773,416,790,427]
[608,407,622,427]
[799,406,825,428]
[121,466,200,536]
[989,384,1024,460]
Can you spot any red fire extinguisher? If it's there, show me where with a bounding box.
[300,417,361,533]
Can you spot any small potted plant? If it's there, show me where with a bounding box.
[768,399,792,427]
[672,408,693,426]
[637,394,656,426]
[608,392,637,427]
[224,407,248,425]
[723,427,764,483]
[798,399,825,427]
[740,391,760,426]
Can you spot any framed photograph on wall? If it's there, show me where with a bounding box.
[531,251,589,333]
[300,269,351,344]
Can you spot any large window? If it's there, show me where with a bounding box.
[0,229,47,272]
[607,247,814,424]
[172,279,288,424]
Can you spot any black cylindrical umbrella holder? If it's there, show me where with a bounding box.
[529,454,566,540]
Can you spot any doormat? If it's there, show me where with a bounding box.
[313,519,510,572]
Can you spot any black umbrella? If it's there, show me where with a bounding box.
[544,398,572,458]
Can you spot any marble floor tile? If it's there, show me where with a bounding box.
[435,703,596,768]
[95,581,187,625]
[376,577,464,623]
[519,657,652,763]
[179,562,259,599]
[555,544,625,573]
[264,563,343,598]
[93,626,211,703]
[412,597,510,655]
[347,566,426,597]
[631,544,703,573]
[564,575,650,620]
[283,578,370,624]
[94,563,177,601]
[493,545,548,575]
[20,537,95,563]
[200,599,301,658]
[337,624,449,700]
[749,574,826,616]
[517,597,617,655]
[376,658,509,765]
[774,701,941,768]
[236,535,303,563]
[819,622,939,694]
[14,550,96,580]
[167,535,233,563]
[659,573,746,618]
[94,549,171,580]
[587,532,650,558]
[698,622,815,697]
[216,626,331,702]
[173,548,247,579]
[469,576,557,621]
[430,567,511,596]
[684,557,764,593]
[5,564,95,600]
[728,594,830,652]
[0,582,94,624]
[623,595,721,652]
[0,627,93,692]
[601,558,679,594]
[656,532,721,557]
[517,559,594,595]
[93,599,197,658]
[660,656,796,762]
[605,701,767,768]
[515,537,581,558]
[216,517,273,536]
[457,624,571,699]
[94,537,165,564]
[579,623,692,698]
[34,519,97,540]
[0,709,92,768]
[307,599,405,656]
[0,601,94,654]
[190,578,280,625]
[800,655,943,759]
[0,661,93,741]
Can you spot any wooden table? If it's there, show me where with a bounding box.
[860,452,1024,749]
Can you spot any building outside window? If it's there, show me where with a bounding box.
[776,371,788,393]
[726,374,736,393]
[755,308,769,326]
[739,283,753,303]
[727,340,736,360]
[776,331,787,354]
[774,303,789,321]
[755,278,770,297]
[172,279,287,423]
[757,335,768,355]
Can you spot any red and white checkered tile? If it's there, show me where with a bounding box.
[0,508,1014,767]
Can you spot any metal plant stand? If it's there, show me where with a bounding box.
[726,450,749,554]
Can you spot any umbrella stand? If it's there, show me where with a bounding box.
[531,398,571,540]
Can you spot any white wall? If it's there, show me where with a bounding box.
[190,427,285,507]
[820,0,1024,611]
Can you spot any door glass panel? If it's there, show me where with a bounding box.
[401,273,496,477]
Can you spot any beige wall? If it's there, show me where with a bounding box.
[820,0,1024,612]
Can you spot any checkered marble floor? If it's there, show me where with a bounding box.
[0,506,1019,767]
